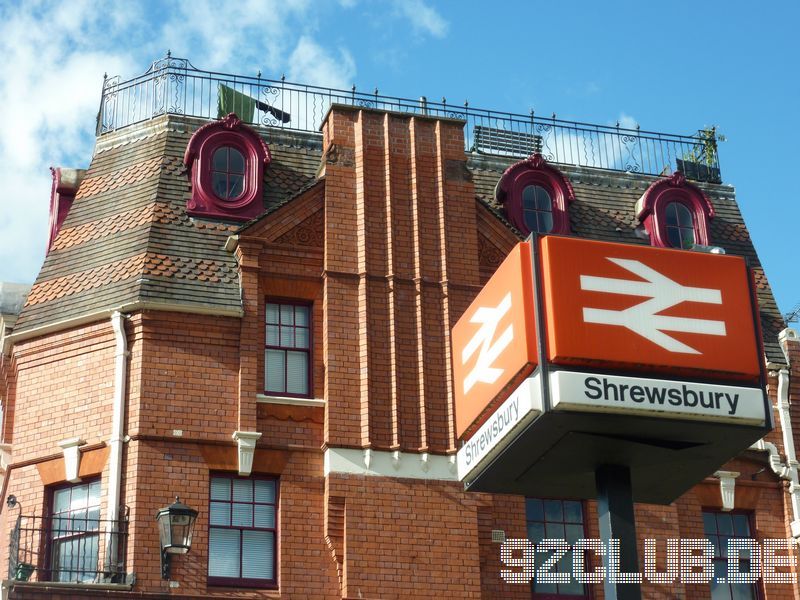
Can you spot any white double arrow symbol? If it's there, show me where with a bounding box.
[580,258,726,354]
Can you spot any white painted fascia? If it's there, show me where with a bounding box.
[324,448,458,481]
[3,300,244,355]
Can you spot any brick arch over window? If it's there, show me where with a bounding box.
[636,171,715,249]
[184,113,271,221]
[495,153,575,235]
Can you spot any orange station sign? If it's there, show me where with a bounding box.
[452,242,538,439]
[541,236,762,382]
[453,236,763,440]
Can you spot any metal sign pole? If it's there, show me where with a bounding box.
[596,465,642,600]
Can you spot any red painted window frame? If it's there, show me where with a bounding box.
[183,113,271,222]
[637,171,715,249]
[207,473,279,589]
[701,508,763,600]
[264,299,313,398]
[526,497,593,599]
[43,479,102,583]
[496,153,575,236]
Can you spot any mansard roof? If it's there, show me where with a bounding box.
[13,113,785,365]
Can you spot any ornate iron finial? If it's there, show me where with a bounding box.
[257,70,261,78]
[374,87,379,96]
[352,84,356,93]
[636,124,641,131]
[442,96,447,105]
[616,121,620,128]
[281,74,285,82]
[167,49,171,58]
[464,100,469,109]
[552,112,556,120]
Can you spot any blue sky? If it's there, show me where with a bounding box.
[1,0,797,319]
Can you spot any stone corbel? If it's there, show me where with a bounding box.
[0,443,12,475]
[58,437,86,483]
[715,470,740,511]
[232,431,262,476]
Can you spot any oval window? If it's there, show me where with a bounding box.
[665,202,695,249]
[522,185,553,234]
[211,146,245,200]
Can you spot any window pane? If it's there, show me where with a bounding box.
[212,172,227,198]
[295,327,309,349]
[54,488,71,514]
[228,174,243,198]
[266,303,280,324]
[295,305,309,326]
[209,528,240,578]
[526,498,544,521]
[522,185,536,209]
[677,203,694,227]
[563,501,582,523]
[680,226,695,248]
[211,477,231,501]
[213,148,228,171]
[255,480,276,504]
[667,226,683,248]
[242,530,274,580]
[286,351,308,395]
[565,524,583,545]
[266,349,286,393]
[544,500,563,522]
[666,203,679,226]
[717,513,734,536]
[266,324,280,346]
[527,522,545,543]
[229,148,245,173]
[280,304,294,325]
[539,210,553,233]
[88,481,101,505]
[210,501,230,526]
[702,511,717,534]
[545,522,565,540]
[255,504,275,529]
[732,514,750,536]
[280,325,295,347]
[232,503,253,527]
[534,186,552,211]
[731,583,757,600]
[233,479,253,502]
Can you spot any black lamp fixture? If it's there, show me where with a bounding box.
[155,496,198,579]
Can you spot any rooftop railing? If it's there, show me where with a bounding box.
[97,54,722,183]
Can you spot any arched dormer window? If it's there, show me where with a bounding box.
[496,153,574,236]
[636,171,714,249]
[183,113,271,221]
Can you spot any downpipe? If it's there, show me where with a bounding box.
[106,311,129,577]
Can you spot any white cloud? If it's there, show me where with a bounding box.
[617,113,639,131]
[287,36,356,89]
[394,0,449,38]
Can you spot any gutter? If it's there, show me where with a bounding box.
[106,312,129,573]
[2,300,243,355]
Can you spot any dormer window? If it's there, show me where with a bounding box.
[496,153,574,236]
[636,171,714,249]
[184,113,271,221]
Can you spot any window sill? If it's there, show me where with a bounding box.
[256,394,325,407]
[8,581,134,592]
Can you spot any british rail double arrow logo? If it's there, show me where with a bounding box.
[580,257,726,354]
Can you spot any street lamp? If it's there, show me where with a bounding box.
[155,496,198,579]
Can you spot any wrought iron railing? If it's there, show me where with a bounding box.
[8,513,130,584]
[97,53,722,182]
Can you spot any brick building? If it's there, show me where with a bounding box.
[1,56,799,599]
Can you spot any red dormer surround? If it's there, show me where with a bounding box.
[47,167,85,253]
[496,153,575,235]
[184,113,271,221]
[637,171,715,248]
